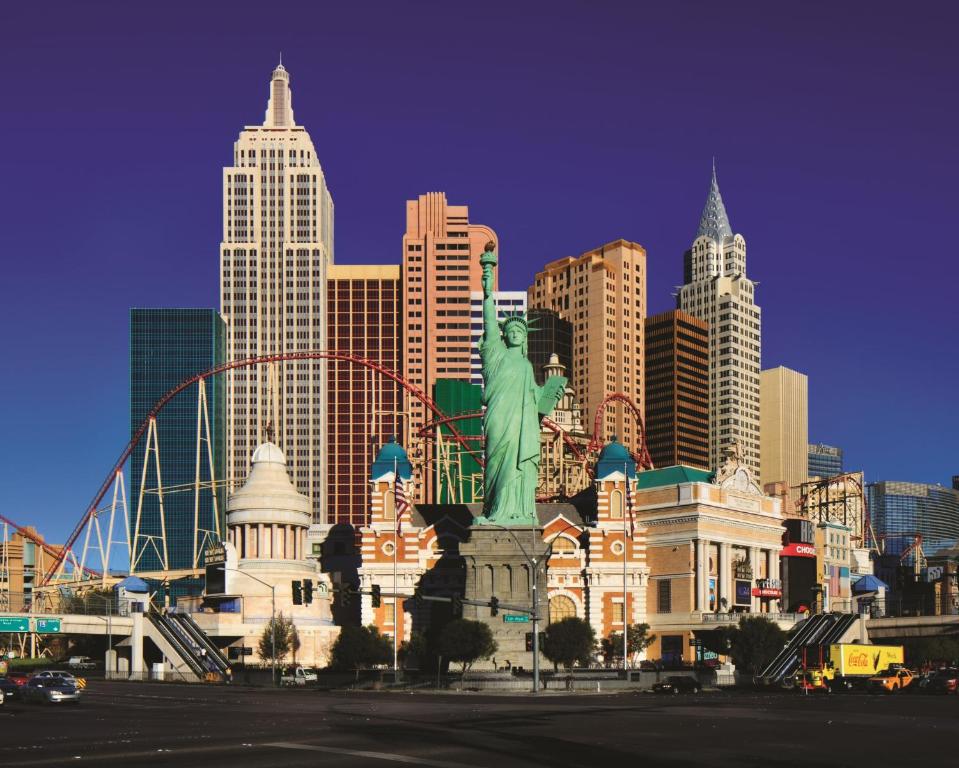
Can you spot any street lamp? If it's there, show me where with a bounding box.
[216,566,277,687]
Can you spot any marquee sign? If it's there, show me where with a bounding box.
[780,543,816,558]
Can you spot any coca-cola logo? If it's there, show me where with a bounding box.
[848,652,869,668]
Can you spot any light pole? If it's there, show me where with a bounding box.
[217,566,277,687]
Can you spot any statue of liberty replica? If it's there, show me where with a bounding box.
[475,242,566,525]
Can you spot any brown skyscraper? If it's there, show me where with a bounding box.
[402,193,497,501]
[644,310,709,469]
[528,239,647,448]
[327,265,402,526]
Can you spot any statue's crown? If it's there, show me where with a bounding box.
[499,311,537,333]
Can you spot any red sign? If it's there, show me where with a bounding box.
[781,543,816,558]
[752,587,783,598]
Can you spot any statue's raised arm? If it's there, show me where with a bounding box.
[480,241,501,352]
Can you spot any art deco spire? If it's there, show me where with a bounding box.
[264,60,295,128]
[696,160,733,241]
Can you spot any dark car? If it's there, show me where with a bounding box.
[5,672,30,687]
[0,677,21,703]
[652,676,701,694]
[22,677,81,705]
[925,668,959,695]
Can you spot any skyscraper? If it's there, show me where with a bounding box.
[760,366,809,492]
[129,309,226,571]
[527,308,573,386]
[468,291,526,387]
[220,63,334,522]
[677,165,761,475]
[326,265,403,527]
[808,443,843,480]
[401,192,496,501]
[866,481,959,557]
[643,310,709,469]
[528,239,647,448]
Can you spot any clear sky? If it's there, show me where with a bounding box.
[1,1,956,545]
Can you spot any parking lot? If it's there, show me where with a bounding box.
[1,681,956,767]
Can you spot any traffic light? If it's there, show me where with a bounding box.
[525,632,533,652]
[303,579,314,605]
[371,584,382,608]
[292,580,303,605]
[489,596,499,617]
[451,595,463,617]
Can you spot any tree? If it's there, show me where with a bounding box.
[601,623,656,666]
[257,612,298,665]
[398,632,428,670]
[329,625,392,671]
[543,617,595,671]
[728,616,786,676]
[698,625,737,658]
[438,619,497,676]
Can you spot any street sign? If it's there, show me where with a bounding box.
[0,616,30,632]
[35,618,62,633]
[503,614,529,623]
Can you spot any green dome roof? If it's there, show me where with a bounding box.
[596,437,636,479]
[371,436,413,481]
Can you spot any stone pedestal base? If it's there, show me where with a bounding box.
[459,526,548,671]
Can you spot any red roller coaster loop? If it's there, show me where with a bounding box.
[43,351,475,585]
[589,393,654,469]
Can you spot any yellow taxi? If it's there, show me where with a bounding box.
[868,667,914,693]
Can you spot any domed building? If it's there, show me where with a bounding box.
[186,442,338,667]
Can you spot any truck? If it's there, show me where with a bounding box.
[67,656,97,670]
[800,644,904,692]
[280,666,317,687]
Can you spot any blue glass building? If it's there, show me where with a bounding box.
[866,480,959,558]
[808,443,843,479]
[130,309,226,573]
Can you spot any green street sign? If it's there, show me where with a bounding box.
[503,614,529,623]
[0,616,30,632]
[35,618,62,634]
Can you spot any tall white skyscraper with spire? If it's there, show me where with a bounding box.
[677,165,761,476]
[220,62,334,522]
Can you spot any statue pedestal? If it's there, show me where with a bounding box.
[460,526,548,671]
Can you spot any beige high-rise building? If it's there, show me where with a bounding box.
[760,366,809,493]
[678,165,761,476]
[401,192,497,501]
[528,239,647,448]
[220,63,335,522]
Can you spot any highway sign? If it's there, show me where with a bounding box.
[503,614,529,623]
[0,616,30,632]
[35,618,62,633]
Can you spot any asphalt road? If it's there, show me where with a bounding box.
[0,682,956,767]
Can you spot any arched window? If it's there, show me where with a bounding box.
[610,489,624,519]
[549,595,577,623]
[549,536,577,556]
[383,488,396,521]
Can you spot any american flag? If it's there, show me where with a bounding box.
[394,459,411,533]
[625,463,635,539]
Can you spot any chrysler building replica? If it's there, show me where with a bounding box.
[220,63,334,522]
[678,164,761,477]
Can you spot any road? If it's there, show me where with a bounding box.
[0,681,956,767]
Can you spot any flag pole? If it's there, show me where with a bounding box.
[623,461,628,672]
[393,456,399,675]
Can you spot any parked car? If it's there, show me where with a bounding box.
[0,677,21,703]
[23,677,81,704]
[924,668,959,695]
[868,668,914,693]
[652,676,701,694]
[67,656,97,670]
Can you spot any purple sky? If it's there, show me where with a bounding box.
[1,1,956,544]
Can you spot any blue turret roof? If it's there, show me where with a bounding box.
[371,436,413,481]
[595,437,637,479]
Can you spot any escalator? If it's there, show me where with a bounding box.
[757,613,861,686]
[169,612,230,674]
[145,611,206,680]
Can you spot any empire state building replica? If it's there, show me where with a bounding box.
[220,63,335,523]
